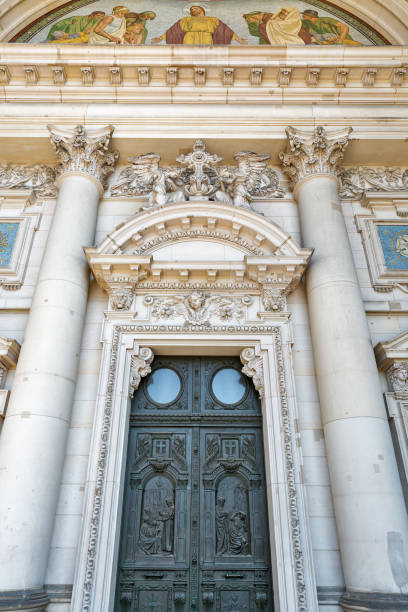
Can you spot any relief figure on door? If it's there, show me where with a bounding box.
[138,475,175,555]
[216,476,250,556]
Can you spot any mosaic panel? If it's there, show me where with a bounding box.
[0,223,19,267]
[12,0,388,45]
[378,225,408,270]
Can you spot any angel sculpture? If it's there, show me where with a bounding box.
[214,151,279,209]
[111,153,186,208]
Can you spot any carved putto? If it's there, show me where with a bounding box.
[110,140,283,209]
[0,164,57,197]
[338,167,408,199]
[388,362,408,394]
[144,292,252,326]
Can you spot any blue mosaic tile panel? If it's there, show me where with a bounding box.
[0,223,19,267]
[378,225,408,270]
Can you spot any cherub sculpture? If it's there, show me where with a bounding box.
[111,153,185,208]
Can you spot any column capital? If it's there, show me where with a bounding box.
[48,125,119,194]
[280,126,352,194]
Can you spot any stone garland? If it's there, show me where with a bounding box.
[81,324,307,612]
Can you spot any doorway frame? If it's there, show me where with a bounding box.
[70,317,318,612]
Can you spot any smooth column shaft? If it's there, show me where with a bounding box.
[297,175,408,594]
[0,175,100,593]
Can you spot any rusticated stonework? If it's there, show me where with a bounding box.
[48,125,119,188]
[280,125,352,189]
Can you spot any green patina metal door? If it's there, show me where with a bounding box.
[115,357,273,611]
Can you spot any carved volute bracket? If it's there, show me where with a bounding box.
[240,347,264,399]
[48,124,119,191]
[279,125,352,193]
[129,347,154,398]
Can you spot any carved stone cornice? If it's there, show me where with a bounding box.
[280,126,352,192]
[240,347,264,399]
[48,125,119,190]
[129,347,154,398]
[0,164,56,197]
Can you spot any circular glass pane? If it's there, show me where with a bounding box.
[146,368,181,405]
[211,368,246,405]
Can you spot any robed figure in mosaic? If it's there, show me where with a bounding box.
[152,5,247,45]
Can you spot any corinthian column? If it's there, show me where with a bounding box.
[281,127,408,611]
[0,126,117,612]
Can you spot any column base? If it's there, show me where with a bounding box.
[0,588,49,611]
[340,591,408,611]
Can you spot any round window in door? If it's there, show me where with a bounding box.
[211,367,248,406]
[146,367,182,406]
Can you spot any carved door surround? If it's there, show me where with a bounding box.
[71,202,318,612]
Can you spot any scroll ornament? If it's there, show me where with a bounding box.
[129,347,154,398]
[111,140,284,209]
[240,347,264,399]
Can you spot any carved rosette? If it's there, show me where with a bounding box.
[48,124,119,189]
[129,347,154,398]
[280,126,352,190]
[240,347,264,399]
[387,362,408,394]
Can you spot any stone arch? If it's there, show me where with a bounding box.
[86,202,312,306]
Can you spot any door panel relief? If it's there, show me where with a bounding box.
[116,357,273,611]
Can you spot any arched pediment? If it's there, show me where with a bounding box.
[86,202,312,311]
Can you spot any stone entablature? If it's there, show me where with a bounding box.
[0,45,406,105]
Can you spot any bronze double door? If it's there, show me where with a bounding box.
[115,357,273,611]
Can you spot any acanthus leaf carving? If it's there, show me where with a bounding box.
[48,125,119,189]
[338,167,408,200]
[110,140,284,210]
[240,347,264,399]
[129,347,154,398]
[280,125,351,189]
[0,164,57,197]
[144,292,252,326]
